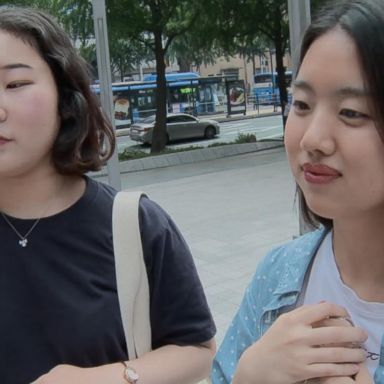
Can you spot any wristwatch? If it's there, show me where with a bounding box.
[122,361,139,384]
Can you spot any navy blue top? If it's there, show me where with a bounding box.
[0,177,215,384]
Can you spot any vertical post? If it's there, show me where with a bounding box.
[92,0,122,190]
[288,0,311,72]
[288,0,311,235]
[269,48,274,76]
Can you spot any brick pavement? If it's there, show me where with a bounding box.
[94,146,299,344]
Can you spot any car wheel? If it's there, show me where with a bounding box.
[204,126,216,139]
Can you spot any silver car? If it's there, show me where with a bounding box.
[129,113,220,144]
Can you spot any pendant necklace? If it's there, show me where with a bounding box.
[1,212,42,247]
[1,179,65,248]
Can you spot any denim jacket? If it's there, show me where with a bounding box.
[211,229,384,384]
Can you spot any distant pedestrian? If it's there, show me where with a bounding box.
[0,6,215,384]
[212,0,384,383]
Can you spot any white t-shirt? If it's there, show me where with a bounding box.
[302,231,384,377]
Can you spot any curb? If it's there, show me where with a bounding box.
[91,140,284,177]
[214,111,280,123]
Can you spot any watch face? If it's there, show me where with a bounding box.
[125,367,139,383]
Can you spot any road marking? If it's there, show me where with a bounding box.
[258,133,284,139]
[221,125,282,136]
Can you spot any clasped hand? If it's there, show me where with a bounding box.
[234,302,370,384]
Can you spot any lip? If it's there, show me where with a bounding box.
[302,163,341,184]
[0,136,11,145]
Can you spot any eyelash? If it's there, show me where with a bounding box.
[7,81,31,89]
[292,100,369,120]
[339,108,369,119]
[292,100,309,113]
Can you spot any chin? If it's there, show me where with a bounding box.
[305,199,335,222]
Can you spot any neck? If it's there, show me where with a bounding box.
[333,217,384,302]
[0,170,85,219]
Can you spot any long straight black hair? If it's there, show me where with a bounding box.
[295,0,384,229]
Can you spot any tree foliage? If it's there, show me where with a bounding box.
[107,0,205,153]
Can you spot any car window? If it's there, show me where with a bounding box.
[182,115,196,122]
[167,116,178,123]
[167,115,196,123]
[167,116,184,123]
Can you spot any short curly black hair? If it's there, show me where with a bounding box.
[0,5,115,175]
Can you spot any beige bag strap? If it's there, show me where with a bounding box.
[112,191,152,360]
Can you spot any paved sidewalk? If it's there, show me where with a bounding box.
[94,146,298,345]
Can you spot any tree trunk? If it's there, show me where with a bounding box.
[151,30,168,153]
[120,57,124,82]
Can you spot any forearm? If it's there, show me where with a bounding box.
[125,339,216,384]
[232,344,265,384]
[95,340,216,384]
[31,340,216,383]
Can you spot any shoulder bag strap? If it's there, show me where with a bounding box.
[112,191,152,360]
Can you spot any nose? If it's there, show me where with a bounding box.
[299,108,336,156]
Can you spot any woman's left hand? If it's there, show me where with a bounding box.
[31,363,125,384]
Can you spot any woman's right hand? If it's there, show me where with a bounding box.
[232,302,367,384]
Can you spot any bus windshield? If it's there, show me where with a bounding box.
[254,73,273,85]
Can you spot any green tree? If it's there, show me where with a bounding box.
[107,0,204,153]
[198,0,290,125]
[108,35,154,82]
[167,33,220,73]
[311,0,329,13]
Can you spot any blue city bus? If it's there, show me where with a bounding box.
[143,72,223,115]
[253,70,292,105]
[92,72,225,128]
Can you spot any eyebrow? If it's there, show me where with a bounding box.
[292,79,369,98]
[0,63,33,70]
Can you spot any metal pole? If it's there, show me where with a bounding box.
[288,0,311,73]
[287,0,311,235]
[92,0,122,190]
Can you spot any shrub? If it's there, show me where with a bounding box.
[118,145,204,161]
[234,133,257,143]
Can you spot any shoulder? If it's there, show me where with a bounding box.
[85,176,117,205]
[248,228,327,298]
[138,196,181,241]
[138,196,172,229]
[257,229,326,273]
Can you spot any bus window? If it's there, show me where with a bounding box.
[254,73,273,85]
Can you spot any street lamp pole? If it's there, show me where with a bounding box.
[287,0,311,235]
[92,0,122,190]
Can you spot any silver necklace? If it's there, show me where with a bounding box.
[1,179,66,247]
[1,212,42,247]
